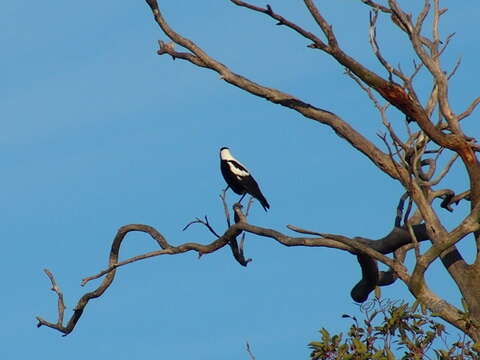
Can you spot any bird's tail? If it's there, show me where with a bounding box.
[256,193,270,212]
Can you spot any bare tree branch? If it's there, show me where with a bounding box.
[35,0,480,343]
[38,221,244,335]
[220,188,232,228]
[458,96,480,121]
[360,0,391,14]
[36,269,66,331]
[369,10,407,83]
[428,153,459,186]
[38,199,437,337]
[183,216,220,238]
[230,0,329,51]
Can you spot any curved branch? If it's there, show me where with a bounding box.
[418,158,436,181]
[38,203,434,336]
[351,254,379,303]
[37,223,242,335]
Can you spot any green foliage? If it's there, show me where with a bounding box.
[309,299,480,360]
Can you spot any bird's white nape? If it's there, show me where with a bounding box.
[220,148,235,161]
[220,148,249,176]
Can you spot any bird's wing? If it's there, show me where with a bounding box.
[242,175,270,211]
[227,160,250,179]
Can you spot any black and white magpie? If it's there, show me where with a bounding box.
[220,147,270,211]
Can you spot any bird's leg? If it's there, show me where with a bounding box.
[238,193,247,204]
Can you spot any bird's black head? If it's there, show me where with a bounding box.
[220,146,230,151]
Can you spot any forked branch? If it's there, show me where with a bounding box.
[38,195,451,336]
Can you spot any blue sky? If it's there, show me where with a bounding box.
[2,1,479,359]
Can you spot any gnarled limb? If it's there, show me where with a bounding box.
[38,213,244,335]
[38,180,479,338]
[38,203,474,338]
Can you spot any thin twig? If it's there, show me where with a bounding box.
[287,224,323,237]
[246,342,256,360]
[239,197,255,253]
[36,269,66,328]
[378,133,407,184]
[360,0,391,13]
[447,57,462,80]
[230,0,329,51]
[183,216,220,238]
[220,188,231,227]
[458,96,480,121]
[407,221,421,259]
[345,70,408,155]
[428,153,459,186]
[369,10,407,83]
